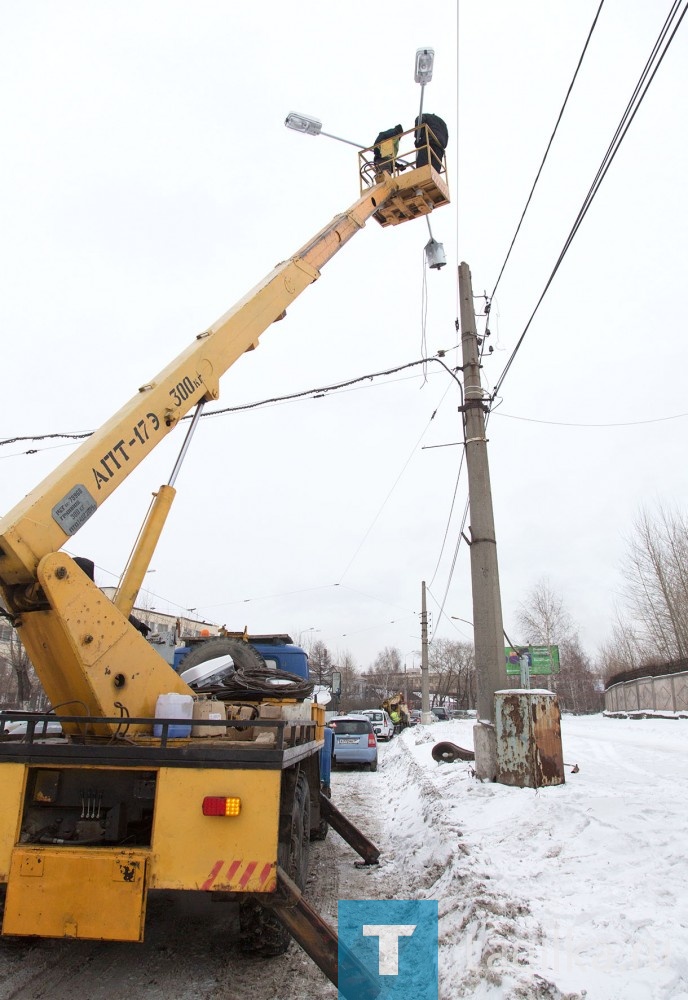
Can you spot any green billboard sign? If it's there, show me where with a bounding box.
[505,645,560,676]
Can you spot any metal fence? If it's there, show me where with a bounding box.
[605,670,688,714]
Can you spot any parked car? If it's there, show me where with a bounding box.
[329,715,378,771]
[408,709,422,726]
[359,709,394,742]
[431,706,449,721]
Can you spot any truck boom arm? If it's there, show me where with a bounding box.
[0,174,415,729]
[0,176,400,592]
[0,134,448,729]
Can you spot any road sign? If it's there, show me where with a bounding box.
[505,645,560,676]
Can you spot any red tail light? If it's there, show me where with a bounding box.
[203,796,241,817]
[368,733,376,748]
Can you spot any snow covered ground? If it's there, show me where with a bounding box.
[369,714,688,999]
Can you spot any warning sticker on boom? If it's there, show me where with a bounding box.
[52,484,98,535]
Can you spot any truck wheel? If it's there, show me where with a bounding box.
[177,636,267,674]
[311,783,330,842]
[239,771,310,956]
[284,771,310,892]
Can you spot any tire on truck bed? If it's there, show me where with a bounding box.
[178,636,268,677]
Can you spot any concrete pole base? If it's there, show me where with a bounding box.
[473,721,497,781]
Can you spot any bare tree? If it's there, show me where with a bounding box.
[555,637,603,714]
[308,639,333,685]
[619,505,688,661]
[9,631,33,707]
[0,654,14,704]
[379,647,404,699]
[597,607,659,683]
[516,579,573,648]
[428,639,475,708]
[360,646,403,706]
[331,650,362,713]
[516,579,601,713]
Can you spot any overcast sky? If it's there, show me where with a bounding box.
[1,2,686,672]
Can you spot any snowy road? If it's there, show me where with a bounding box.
[0,717,686,1000]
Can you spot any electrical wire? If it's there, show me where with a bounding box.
[426,584,473,642]
[431,497,470,630]
[490,0,607,302]
[336,585,417,616]
[0,441,90,460]
[425,313,473,593]
[492,0,688,400]
[431,0,686,639]
[420,249,430,382]
[337,376,458,584]
[493,410,688,428]
[428,440,466,588]
[0,358,456,451]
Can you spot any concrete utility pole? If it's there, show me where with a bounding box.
[458,261,506,780]
[420,581,433,724]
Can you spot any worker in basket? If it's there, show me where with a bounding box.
[373,124,404,175]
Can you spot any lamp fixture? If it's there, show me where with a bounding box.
[285,112,323,136]
[285,112,364,149]
[414,47,435,86]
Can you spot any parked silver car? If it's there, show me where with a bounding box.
[330,715,378,771]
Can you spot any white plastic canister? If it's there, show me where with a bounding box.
[153,692,193,738]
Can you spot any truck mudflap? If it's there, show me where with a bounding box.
[2,847,149,941]
[259,867,380,1000]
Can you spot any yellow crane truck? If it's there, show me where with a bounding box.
[0,123,448,994]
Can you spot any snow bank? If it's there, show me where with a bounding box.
[376,715,688,1000]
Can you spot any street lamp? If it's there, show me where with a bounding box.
[414,47,435,86]
[285,112,365,149]
[414,47,434,119]
[413,48,445,271]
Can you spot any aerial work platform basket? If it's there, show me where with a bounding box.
[359,122,450,227]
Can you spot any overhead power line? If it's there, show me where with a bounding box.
[490,0,607,303]
[494,410,688,429]
[0,357,459,453]
[492,0,688,400]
